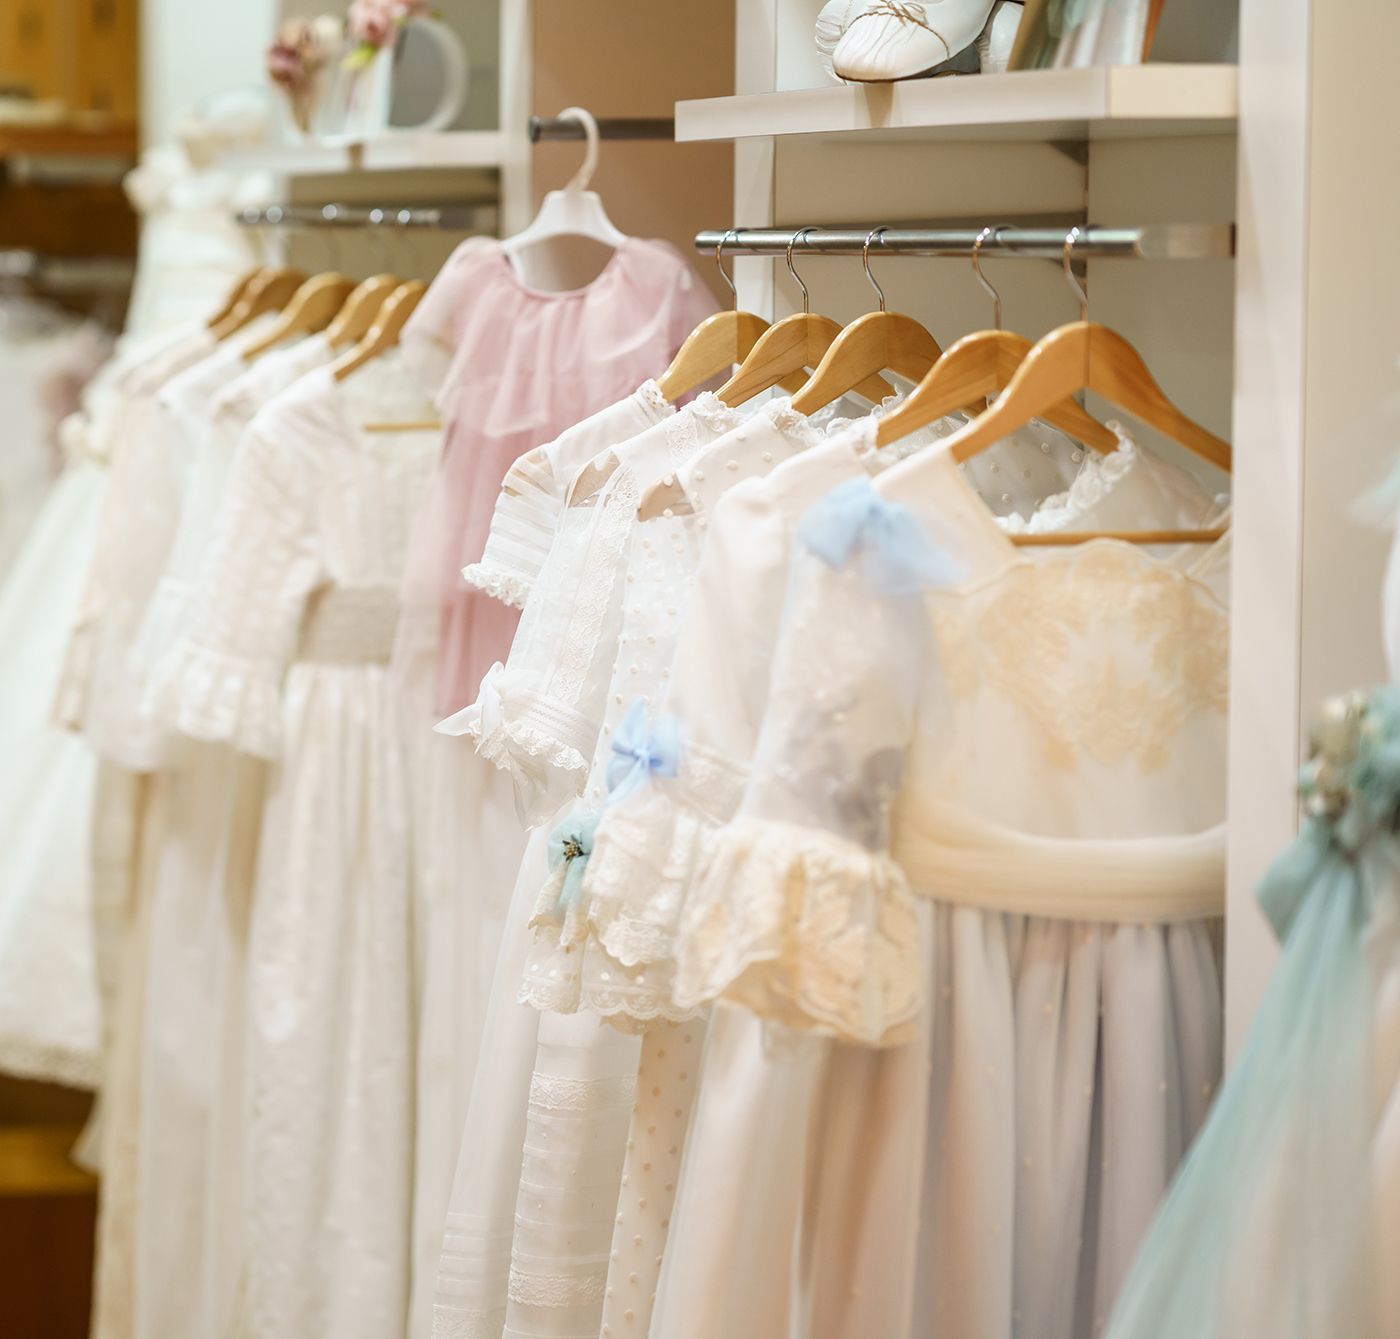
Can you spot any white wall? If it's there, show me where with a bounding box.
[141,0,279,147]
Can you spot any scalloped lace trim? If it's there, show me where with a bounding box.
[634,378,671,418]
[474,715,589,784]
[462,562,530,609]
[674,817,921,1046]
[998,430,1139,535]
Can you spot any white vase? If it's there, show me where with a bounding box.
[319,17,468,144]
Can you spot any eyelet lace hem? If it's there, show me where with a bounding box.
[673,816,922,1047]
[517,973,704,1032]
[462,562,531,609]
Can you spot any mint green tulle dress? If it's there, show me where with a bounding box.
[1104,685,1400,1338]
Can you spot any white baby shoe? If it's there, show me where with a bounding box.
[976,0,1024,75]
[815,0,867,81]
[831,0,998,82]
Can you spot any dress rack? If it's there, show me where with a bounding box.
[694,224,1235,261]
[528,115,674,142]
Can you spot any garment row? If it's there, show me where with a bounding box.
[0,224,1237,1339]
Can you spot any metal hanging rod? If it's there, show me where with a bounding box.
[529,115,674,143]
[694,223,1235,261]
[235,203,494,231]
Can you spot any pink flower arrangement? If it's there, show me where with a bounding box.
[266,16,343,130]
[345,0,434,68]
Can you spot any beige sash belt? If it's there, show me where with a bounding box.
[297,586,399,665]
[893,798,1226,924]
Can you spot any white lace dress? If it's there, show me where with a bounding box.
[429,392,746,1339]
[149,356,438,1339]
[656,437,1230,1339]
[407,378,674,1339]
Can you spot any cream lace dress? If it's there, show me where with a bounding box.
[654,436,1230,1339]
[576,417,1123,1335]
[149,355,438,1339]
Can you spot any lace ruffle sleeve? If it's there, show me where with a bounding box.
[145,422,322,759]
[438,469,633,822]
[582,481,792,975]
[672,478,963,1046]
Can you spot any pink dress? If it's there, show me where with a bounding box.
[399,237,716,713]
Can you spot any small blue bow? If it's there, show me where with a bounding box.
[547,812,600,918]
[796,477,966,596]
[606,699,681,804]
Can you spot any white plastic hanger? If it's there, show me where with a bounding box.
[500,106,629,261]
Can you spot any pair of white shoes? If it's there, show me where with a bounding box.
[816,0,1025,82]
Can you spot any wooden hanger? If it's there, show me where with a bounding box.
[241,272,357,361]
[909,228,1231,547]
[326,274,400,348]
[330,279,427,382]
[206,268,264,328]
[210,267,306,341]
[655,230,807,404]
[876,227,1118,452]
[788,228,942,416]
[714,229,895,408]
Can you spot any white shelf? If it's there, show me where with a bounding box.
[217,129,508,176]
[675,65,1238,145]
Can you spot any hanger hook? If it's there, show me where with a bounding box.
[863,226,889,313]
[557,106,601,192]
[1063,225,1089,322]
[972,224,1004,330]
[715,228,739,308]
[787,226,815,315]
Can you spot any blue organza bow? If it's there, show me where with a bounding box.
[796,477,966,596]
[606,699,681,804]
[546,812,600,918]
